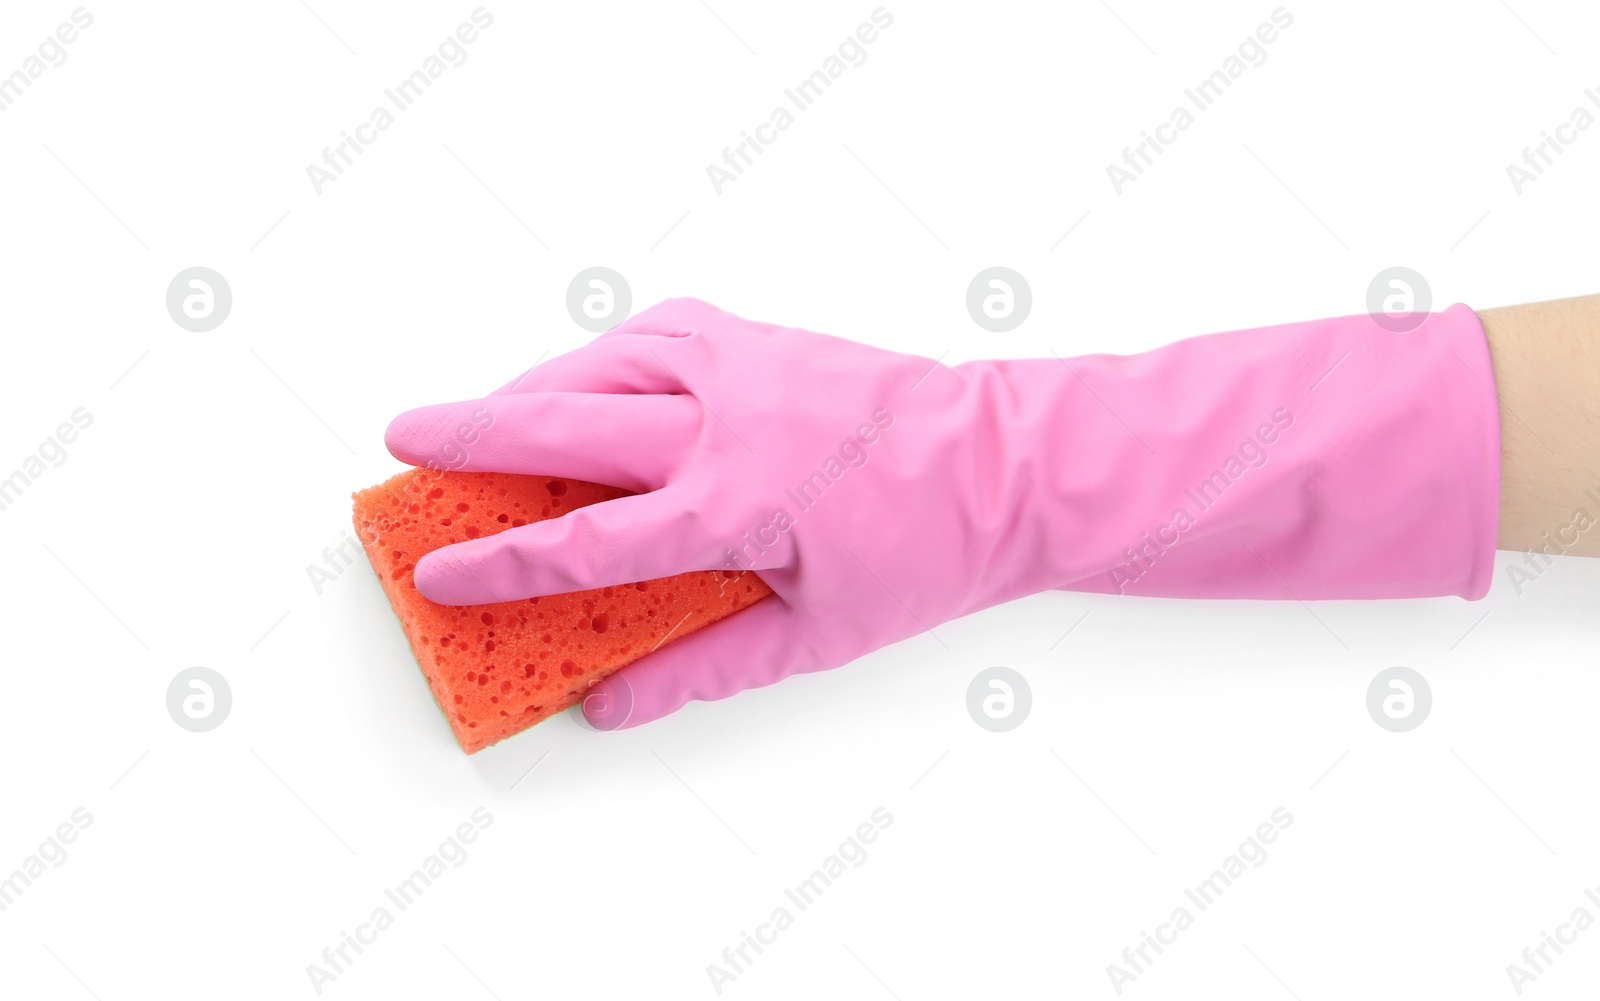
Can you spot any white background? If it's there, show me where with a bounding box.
[2,1,1599,998]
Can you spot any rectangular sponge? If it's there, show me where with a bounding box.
[353,469,772,753]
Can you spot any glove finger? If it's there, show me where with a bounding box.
[489,335,681,396]
[385,392,697,490]
[581,597,821,730]
[412,488,742,604]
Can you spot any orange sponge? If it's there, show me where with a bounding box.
[352,468,771,753]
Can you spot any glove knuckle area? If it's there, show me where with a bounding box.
[619,297,724,338]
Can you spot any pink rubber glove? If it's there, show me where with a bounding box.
[384,298,1500,729]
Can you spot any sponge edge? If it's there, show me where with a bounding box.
[352,468,772,753]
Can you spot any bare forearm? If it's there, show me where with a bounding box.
[1478,294,1600,556]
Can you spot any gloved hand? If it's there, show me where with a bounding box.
[384,298,1500,729]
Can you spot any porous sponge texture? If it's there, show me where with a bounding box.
[352,468,771,753]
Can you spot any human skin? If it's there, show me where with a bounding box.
[1480,294,1600,557]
